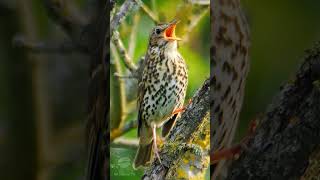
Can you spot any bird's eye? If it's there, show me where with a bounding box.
[155,28,161,34]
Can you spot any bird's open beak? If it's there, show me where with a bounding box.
[164,20,182,41]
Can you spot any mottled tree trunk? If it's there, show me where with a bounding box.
[86,1,110,180]
[227,43,320,179]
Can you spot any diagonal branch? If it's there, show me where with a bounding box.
[112,31,138,73]
[139,1,159,23]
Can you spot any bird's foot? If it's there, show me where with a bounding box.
[152,126,162,164]
[211,118,258,164]
[153,140,162,164]
[171,99,192,115]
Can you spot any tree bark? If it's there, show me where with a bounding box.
[226,43,320,180]
[85,1,110,180]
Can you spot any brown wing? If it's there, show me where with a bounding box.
[137,55,148,137]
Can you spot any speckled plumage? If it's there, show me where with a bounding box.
[133,21,188,169]
[211,0,250,178]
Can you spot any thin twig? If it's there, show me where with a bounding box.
[128,13,140,59]
[114,73,136,79]
[112,138,139,149]
[110,43,127,129]
[188,0,210,5]
[110,0,141,37]
[13,36,81,53]
[112,31,138,73]
[139,1,159,23]
[110,120,138,141]
[182,7,209,44]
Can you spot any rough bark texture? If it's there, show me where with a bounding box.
[226,43,320,180]
[142,78,211,179]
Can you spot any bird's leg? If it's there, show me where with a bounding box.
[171,99,192,115]
[211,119,258,164]
[153,125,162,164]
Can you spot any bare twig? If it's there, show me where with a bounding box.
[110,43,127,129]
[114,73,136,79]
[110,120,138,141]
[188,0,210,5]
[13,36,80,54]
[110,0,141,37]
[112,31,138,73]
[112,138,139,149]
[139,1,159,23]
[128,13,140,59]
[182,7,209,44]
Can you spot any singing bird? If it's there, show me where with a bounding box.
[133,20,188,169]
[211,0,250,179]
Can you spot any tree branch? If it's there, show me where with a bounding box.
[143,78,211,179]
[188,0,210,5]
[13,36,79,54]
[226,43,320,179]
[110,0,141,37]
[139,1,159,23]
[110,43,127,129]
[128,13,140,59]
[111,138,139,149]
[43,0,87,41]
[112,31,138,73]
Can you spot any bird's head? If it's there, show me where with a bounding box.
[148,19,182,50]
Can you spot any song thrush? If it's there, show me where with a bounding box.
[133,20,188,169]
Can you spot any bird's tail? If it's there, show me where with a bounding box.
[133,141,153,169]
